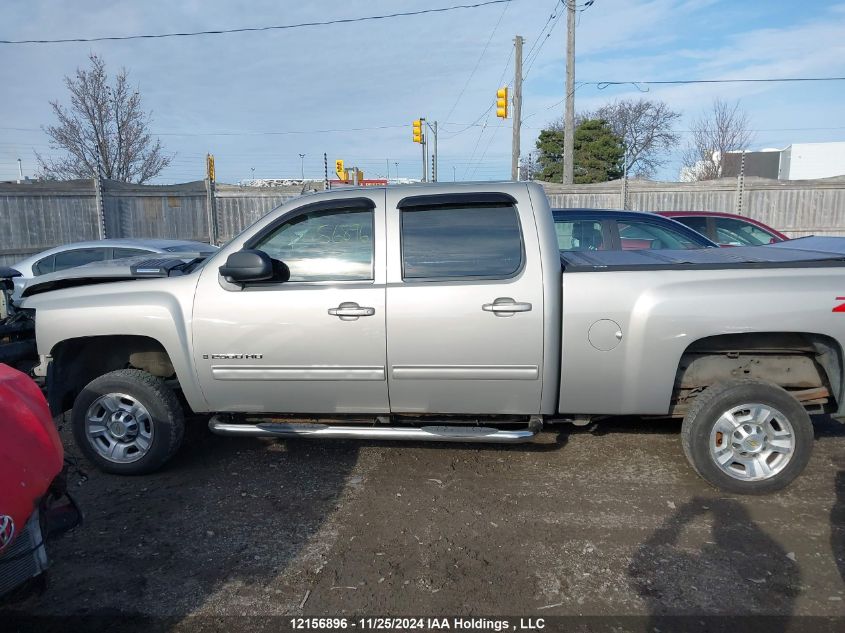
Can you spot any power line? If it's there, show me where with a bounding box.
[592,76,845,89]
[523,1,566,80]
[441,0,511,123]
[522,1,595,82]
[439,43,514,142]
[0,1,514,44]
[155,124,408,136]
[469,120,505,179]
[522,0,560,63]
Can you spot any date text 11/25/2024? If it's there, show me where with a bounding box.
[289,618,546,631]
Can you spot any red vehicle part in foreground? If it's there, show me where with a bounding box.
[0,364,64,554]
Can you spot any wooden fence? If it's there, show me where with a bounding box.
[541,175,845,238]
[0,179,305,266]
[2,175,845,266]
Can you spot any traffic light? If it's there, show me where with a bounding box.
[206,153,216,182]
[496,87,508,119]
[412,119,423,143]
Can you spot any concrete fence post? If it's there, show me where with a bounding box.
[205,177,218,245]
[93,170,106,240]
[735,150,746,215]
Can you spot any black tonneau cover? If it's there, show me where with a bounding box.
[561,236,845,271]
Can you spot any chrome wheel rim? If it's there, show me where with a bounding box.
[85,393,154,463]
[709,403,795,481]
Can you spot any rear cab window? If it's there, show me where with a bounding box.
[400,204,523,279]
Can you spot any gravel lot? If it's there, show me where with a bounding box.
[2,414,844,629]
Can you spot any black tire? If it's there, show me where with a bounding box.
[71,369,184,475]
[681,379,813,495]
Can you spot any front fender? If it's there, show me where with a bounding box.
[25,275,208,413]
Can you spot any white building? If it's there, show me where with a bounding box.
[778,142,845,180]
[716,142,845,181]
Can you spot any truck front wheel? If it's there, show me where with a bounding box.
[681,380,813,494]
[71,369,185,475]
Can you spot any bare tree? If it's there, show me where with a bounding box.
[591,98,681,178]
[681,99,754,181]
[36,54,171,183]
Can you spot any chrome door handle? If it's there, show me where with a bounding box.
[482,297,533,316]
[328,302,375,321]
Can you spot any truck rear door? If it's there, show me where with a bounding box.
[383,189,545,415]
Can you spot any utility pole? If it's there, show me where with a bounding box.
[299,153,305,180]
[423,131,428,182]
[17,158,23,183]
[511,35,524,181]
[432,121,438,182]
[420,118,427,182]
[562,0,576,184]
[323,153,329,190]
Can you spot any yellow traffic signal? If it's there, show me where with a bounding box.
[206,153,216,182]
[496,87,508,119]
[412,119,423,143]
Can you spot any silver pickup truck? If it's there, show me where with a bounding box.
[10,182,845,493]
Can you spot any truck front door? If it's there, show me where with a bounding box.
[191,194,389,414]
[384,190,545,415]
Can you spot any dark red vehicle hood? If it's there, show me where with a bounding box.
[0,364,63,552]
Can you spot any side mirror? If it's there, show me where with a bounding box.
[219,249,274,283]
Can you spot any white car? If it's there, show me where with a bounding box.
[10,238,217,299]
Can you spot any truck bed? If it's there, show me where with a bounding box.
[557,239,845,416]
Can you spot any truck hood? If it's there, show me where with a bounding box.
[18,253,208,299]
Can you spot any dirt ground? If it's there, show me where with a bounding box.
[2,414,844,629]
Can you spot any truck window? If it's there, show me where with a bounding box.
[401,205,522,279]
[555,220,605,251]
[253,208,374,282]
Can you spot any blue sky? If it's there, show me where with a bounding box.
[1,0,845,183]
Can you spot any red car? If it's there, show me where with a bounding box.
[657,211,788,247]
[0,364,79,598]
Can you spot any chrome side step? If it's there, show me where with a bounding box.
[208,416,540,444]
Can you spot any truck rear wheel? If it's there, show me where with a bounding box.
[681,380,813,494]
[71,369,184,475]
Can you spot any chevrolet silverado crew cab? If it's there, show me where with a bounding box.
[9,182,845,494]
